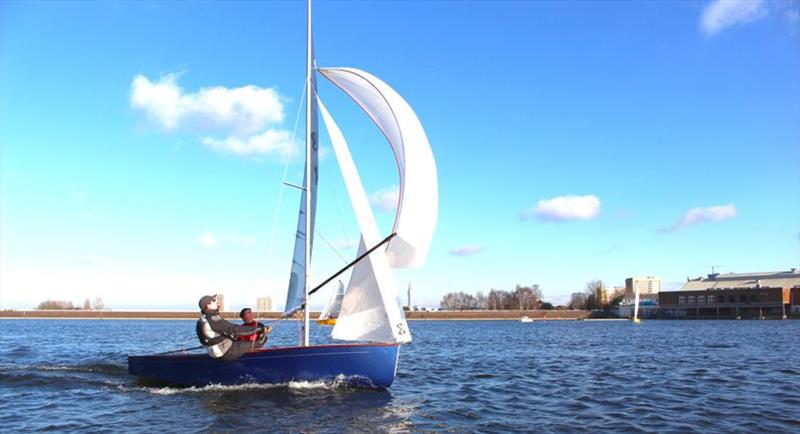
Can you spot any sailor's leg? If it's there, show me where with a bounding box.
[220,341,251,361]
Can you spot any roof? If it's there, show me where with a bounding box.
[678,270,800,291]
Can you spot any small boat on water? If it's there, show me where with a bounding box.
[316,281,344,326]
[632,284,641,324]
[520,316,534,323]
[128,0,438,388]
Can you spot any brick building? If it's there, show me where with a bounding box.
[659,269,799,319]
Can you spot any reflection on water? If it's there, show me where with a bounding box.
[1,319,799,432]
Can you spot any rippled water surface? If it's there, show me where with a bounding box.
[1,319,798,432]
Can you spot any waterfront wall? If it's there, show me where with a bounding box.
[0,309,588,320]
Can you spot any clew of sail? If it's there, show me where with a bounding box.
[283,72,319,316]
[318,67,438,268]
[318,98,411,343]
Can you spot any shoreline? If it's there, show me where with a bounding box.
[0,309,589,321]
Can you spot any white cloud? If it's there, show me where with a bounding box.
[130,73,295,158]
[665,204,737,231]
[370,185,399,214]
[202,130,295,157]
[198,231,256,248]
[448,245,485,257]
[521,194,601,222]
[701,0,768,35]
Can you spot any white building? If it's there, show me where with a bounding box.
[624,276,661,303]
[257,296,273,312]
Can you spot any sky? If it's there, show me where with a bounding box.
[1,0,799,311]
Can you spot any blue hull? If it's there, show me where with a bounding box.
[128,343,400,388]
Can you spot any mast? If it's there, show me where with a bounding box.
[303,0,313,346]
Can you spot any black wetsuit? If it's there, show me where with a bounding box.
[196,310,260,361]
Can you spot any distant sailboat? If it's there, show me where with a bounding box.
[128,0,437,388]
[632,285,641,324]
[316,281,344,326]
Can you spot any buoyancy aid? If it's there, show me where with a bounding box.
[238,322,259,342]
[196,314,232,358]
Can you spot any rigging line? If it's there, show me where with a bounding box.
[315,229,349,265]
[257,79,307,346]
[319,129,350,246]
[263,78,308,273]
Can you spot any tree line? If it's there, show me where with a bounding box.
[36,297,106,310]
[439,285,551,310]
[440,280,627,311]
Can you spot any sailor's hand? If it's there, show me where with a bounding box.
[264,326,273,334]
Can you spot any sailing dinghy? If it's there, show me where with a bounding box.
[128,0,437,388]
[316,281,344,326]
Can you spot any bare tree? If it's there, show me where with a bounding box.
[474,291,487,310]
[93,297,105,310]
[83,298,92,310]
[487,289,502,310]
[584,280,606,310]
[569,293,587,309]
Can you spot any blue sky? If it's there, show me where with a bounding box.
[1,0,798,310]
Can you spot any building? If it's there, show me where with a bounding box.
[624,276,661,303]
[791,287,800,314]
[257,296,273,312]
[659,269,799,319]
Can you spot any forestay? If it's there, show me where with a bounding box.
[318,67,438,268]
[283,73,319,316]
[318,98,411,343]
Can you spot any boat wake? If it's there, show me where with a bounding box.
[0,362,128,376]
[122,374,374,395]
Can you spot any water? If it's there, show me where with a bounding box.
[1,319,798,433]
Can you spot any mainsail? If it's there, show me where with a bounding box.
[318,67,438,268]
[283,70,319,316]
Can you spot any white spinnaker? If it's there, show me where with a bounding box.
[318,67,437,268]
[318,98,411,343]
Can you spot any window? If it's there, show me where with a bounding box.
[728,295,735,303]
[679,296,686,305]
[698,296,706,304]
[739,295,746,303]
[688,296,696,304]
[708,295,716,304]
[750,294,757,302]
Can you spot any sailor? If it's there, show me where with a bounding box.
[238,307,270,348]
[196,295,267,361]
